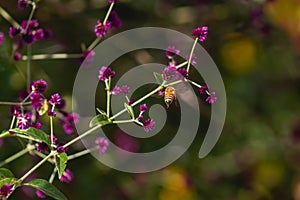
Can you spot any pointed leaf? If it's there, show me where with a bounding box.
[56,153,68,179]
[89,113,111,128]
[153,72,163,85]
[0,178,18,187]
[124,103,135,119]
[12,128,51,145]
[23,179,67,200]
[96,108,107,116]
[0,168,15,179]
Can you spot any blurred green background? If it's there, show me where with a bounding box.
[1,0,300,199]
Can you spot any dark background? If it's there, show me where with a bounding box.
[1,0,300,199]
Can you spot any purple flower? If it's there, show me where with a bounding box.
[13,52,22,61]
[47,110,57,117]
[30,93,43,110]
[98,66,115,81]
[0,32,5,45]
[137,115,143,121]
[192,26,208,42]
[61,113,79,134]
[21,20,39,31]
[110,86,121,95]
[120,85,130,95]
[108,0,115,3]
[143,119,155,132]
[95,137,109,154]
[59,169,74,183]
[18,0,30,10]
[31,122,42,129]
[9,27,21,38]
[128,98,134,105]
[17,113,31,129]
[163,66,178,81]
[0,184,12,197]
[31,79,47,93]
[56,98,66,110]
[49,93,61,105]
[158,89,164,96]
[205,92,217,104]
[36,190,47,198]
[108,11,122,28]
[79,50,95,64]
[10,105,21,116]
[36,142,49,153]
[178,68,188,79]
[22,33,34,44]
[198,85,209,94]
[33,29,44,41]
[139,104,147,113]
[166,46,180,59]
[57,144,69,153]
[94,21,111,38]
[186,54,197,65]
[168,61,176,68]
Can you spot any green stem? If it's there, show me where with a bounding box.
[186,38,198,73]
[113,119,135,124]
[9,116,16,129]
[32,150,53,164]
[186,79,202,88]
[0,148,29,167]
[0,6,19,27]
[24,3,36,32]
[50,105,55,148]
[103,2,115,24]
[63,125,101,149]
[48,167,57,183]
[176,61,188,69]
[106,78,111,117]
[22,53,82,60]
[67,147,97,161]
[0,101,31,106]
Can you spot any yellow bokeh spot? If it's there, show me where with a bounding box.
[221,35,257,74]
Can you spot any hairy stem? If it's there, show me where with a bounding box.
[0,6,19,27]
[22,53,82,60]
[186,38,198,73]
[0,148,29,167]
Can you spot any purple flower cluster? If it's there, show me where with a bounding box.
[18,0,31,10]
[192,26,208,42]
[49,93,61,105]
[60,113,80,134]
[98,66,115,81]
[79,50,95,64]
[0,184,12,197]
[17,113,31,130]
[198,85,217,104]
[110,85,130,96]
[59,169,74,183]
[143,119,155,133]
[94,11,121,38]
[166,46,180,59]
[95,137,109,154]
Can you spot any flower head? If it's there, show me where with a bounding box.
[205,92,217,104]
[186,53,197,65]
[0,184,12,197]
[110,86,121,95]
[98,66,115,81]
[36,190,47,198]
[120,85,130,95]
[94,21,111,38]
[21,20,39,31]
[79,50,95,64]
[143,119,155,132]
[166,46,180,59]
[108,11,122,28]
[13,52,22,61]
[198,85,209,94]
[163,66,178,81]
[17,113,31,129]
[47,110,57,117]
[128,98,134,105]
[10,105,21,116]
[95,137,109,154]
[59,169,74,183]
[31,79,47,93]
[30,93,43,110]
[9,27,21,38]
[178,68,188,79]
[108,0,115,3]
[32,28,44,41]
[31,122,42,129]
[49,93,61,105]
[56,144,69,153]
[192,26,208,42]
[137,115,143,121]
[60,113,79,134]
[22,33,34,44]
[36,142,49,153]
[158,89,164,96]
[139,104,147,113]
[0,32,5,46]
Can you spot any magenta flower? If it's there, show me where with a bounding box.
[21,20,39,31]
[18,0,30,9]
[32,28,44,41]
[178,68,188,79]
[47,110,57,117]
[157,89,164,96]
[166,46,180,59]
[137,115,143,121]
[9,27,21,38]
[0,32,4,46]
[31,122,42,129]
[186,54,197,65]
[79,50,95,64]
[94,21,111,38]
[143,119,155,132]
[120,85,130,95]
[205,92,217,104]
[95,137,109,154]
[17,113,31,129]
[98,66,115,81]
[108,0,115,3]
[22,33,34,44]
[56,143,69,153]
[10,105,21,116]
[59,169,74,183]
[199,85,209,94]
[31,79,47,93]
[128,98,134,105]
[49,93,61,105]
[30,93,43,110]
[168,61,176,68]
[0,184,12,197]
[163,66,178,81]
[139,104,147,113]
[61,113,79,134]
[36,142,49,153]
[36,190,47,198]
[110,86,121,95]
[108,11,122,28]
[192,26,208,42]
[13,52,22,61]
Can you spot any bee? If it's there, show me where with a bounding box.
[164,86,176,108]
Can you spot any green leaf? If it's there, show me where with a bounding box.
[12,128,51,145]
[153,72,163,85]
[96,108,107,115]
[23,179,67,200]
[0,131,9,138]
[124,103,135,119]
[0,168,15,179]
[56,153,68,179]
[89,113,111,128]
[0,178,18,187]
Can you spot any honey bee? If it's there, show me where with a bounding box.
[164,86,176,108]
